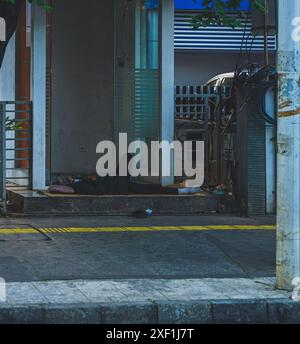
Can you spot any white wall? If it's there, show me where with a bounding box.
[51,0,114,175]
[0,36,15,171]
[0,35,15,101]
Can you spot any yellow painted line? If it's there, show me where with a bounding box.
[150,226,184,231]
[0,228,38,235]
[203,225,276,231]
[39,227,125,234]
[233,225,276,230]
[257,225,276,230]
[0,225,276,235]
[127,225,276,232]
[125,227,156,232]
[179,226,214,231]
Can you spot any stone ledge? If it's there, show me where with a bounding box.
[7,189,234,216]
[1,299,300,324]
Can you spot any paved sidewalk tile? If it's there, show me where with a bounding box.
[5,283,47,304]
[33,281,91,304]
[75,281,127,303]
[1,278,291,305]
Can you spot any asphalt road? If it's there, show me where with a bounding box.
[0,215,276,282]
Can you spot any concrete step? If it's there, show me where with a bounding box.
[7,190,236,216]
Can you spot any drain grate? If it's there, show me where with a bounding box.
[0,224,51,242]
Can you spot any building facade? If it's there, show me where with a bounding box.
[0,0,175,191]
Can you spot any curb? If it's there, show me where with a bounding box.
[0,299,300,324]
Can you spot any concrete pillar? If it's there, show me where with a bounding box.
[31,4,46,190]
[160,0,174,186]
[276,0,300,290]
[265,88,276,215]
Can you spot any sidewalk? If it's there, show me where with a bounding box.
[0,278,298,324]
[1,214,297,324]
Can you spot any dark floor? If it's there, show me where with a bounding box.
[0,215,276,282]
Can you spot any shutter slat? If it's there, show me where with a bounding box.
[174,11,277,51]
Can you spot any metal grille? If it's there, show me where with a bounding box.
[134,69,160,141]
[175,85,232,187]
[175,11,277,51]
[175,85,229,121]
[0,101,33,214]
[114,68,160,143]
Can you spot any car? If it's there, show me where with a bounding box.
[205,72,234,99]
[205,72,234,88]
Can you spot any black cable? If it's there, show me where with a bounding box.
[247,32,257,62]
[234,11,251,79]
